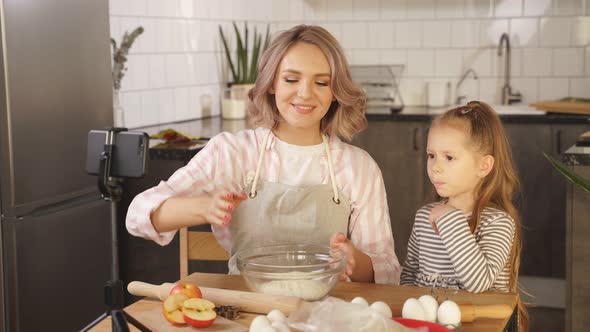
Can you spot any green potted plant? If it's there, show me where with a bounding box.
[544,153,590,193]
[219,22,270,119]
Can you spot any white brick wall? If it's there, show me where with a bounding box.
[111,0,590,128]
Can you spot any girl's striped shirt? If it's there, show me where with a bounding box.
[126,128,401,284]
[400,203,515,293]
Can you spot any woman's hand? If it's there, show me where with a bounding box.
[202,189,248,227]
[329,232,356,281]
[428,203,457,234]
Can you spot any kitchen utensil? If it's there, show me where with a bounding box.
[457,303,513,323]
[128,281,308,316]
[236,244,345,301]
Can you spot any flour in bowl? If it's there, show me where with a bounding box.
[258,272,331,301]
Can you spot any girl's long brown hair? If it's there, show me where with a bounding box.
[433,101,529,331]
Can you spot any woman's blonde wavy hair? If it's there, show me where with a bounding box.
[247,25,367,142]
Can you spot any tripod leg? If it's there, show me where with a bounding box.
[111,310,130,332]
[123,310,152,332]
[79,312,108,332]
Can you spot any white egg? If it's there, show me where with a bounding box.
[369,301,392,318]
[402,298,427,321]
[271,321,291,332]
[437,300,461,326]
[249,315,272,332]
[351,296,369,307]
[266,309,287,323]
[418,295,439,322]
[259,327,278,332]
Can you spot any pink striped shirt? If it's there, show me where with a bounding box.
[126,128,401,284]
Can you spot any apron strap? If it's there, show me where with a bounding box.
[249,130,272,198]
[250,129,340,204]
[322,134,340,204]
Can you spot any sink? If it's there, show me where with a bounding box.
[428,104,546,115]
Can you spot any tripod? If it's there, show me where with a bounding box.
[81,128,151,332]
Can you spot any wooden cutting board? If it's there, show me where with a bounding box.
[529,101,590,115]
[123,298,247,332]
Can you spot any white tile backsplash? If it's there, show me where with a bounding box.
[524,0,552,16]
[522,48,553,77]
[435,49,463,77]
[423,21,451,48]
[464,0,494,18]
[379,0,407,19]
[435,0,464,18]
[540,18,572,47]
[451,20,479,48]
[479,19,510,47]
[510,18,539,47]
[539,78,569,100]
[553,48,584,76]
[368,22,394,49]
[569,78,590,97]
[395,21,422,48]
[407,50,435,77]
[111,0,590,126]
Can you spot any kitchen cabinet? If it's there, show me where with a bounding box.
[505,123,588,278]
[352,120,428,264]
[565,163,590,332]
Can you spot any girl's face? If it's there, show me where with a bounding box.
[426,124,488,204]
[272,42,334,135]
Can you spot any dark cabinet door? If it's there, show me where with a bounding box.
[505,123,588,278]
[352,121,427,264]
[505,123,556,277]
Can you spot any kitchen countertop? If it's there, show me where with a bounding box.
[141,107,590,162]
[90,273,518,332]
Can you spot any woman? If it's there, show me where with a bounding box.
[126,25,400,284]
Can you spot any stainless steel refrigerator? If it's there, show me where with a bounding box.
[0,1,114,331]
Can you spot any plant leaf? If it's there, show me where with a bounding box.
[233,22,245,84]
[248,34,261,83]
[263,24,270,51]
[219,26,237,82]
[544,152,590,194]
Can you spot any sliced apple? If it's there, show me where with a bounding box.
[162,293,188,325]
[182,298,217,328]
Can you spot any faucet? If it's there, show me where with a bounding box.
[455,68,478,105]
[497,33,522,105]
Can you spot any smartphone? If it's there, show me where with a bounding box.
[85,130,149,178]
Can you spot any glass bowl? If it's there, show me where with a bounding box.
[236,244,346,301]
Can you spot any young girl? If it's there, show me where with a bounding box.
[126,25,400,284]
[400,101,527,328]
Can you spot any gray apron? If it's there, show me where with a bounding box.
[227,130,351,274]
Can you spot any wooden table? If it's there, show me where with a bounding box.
[91,273,518,332]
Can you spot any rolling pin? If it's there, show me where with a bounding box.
[128,281,308,315]
[128,281,513,322]
[457,303,513,323]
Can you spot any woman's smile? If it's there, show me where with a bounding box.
[292,103,316,114]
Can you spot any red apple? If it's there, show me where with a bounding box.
[182,298,217,328]
[162,293,188,325]
[170,281,202,299]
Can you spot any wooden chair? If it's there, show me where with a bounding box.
[179,226,230,279]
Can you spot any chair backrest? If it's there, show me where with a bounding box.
[179,227,230,279]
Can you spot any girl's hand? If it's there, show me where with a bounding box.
[429,204,457,234]
[201,189,248,227]
[329,232,356,281]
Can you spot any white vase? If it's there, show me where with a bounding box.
[113,89,125,127]
[221,84,254,119]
